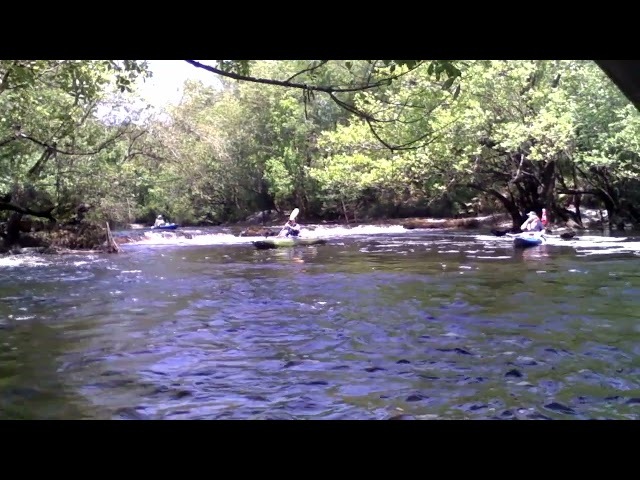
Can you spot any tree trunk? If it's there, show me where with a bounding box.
[105,222,121,253]
[468,184,523,230]
[341,198,349,224]
[539,160,556,220]
[572,165,582,224]
[5,212,23,246]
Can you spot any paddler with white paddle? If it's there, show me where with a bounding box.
[278,208,302,238]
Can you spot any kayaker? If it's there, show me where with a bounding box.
[154,215,166,227]
[279,218,301,237]
[521,211,544,232]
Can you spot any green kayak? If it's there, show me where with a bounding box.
[252,237,327,250]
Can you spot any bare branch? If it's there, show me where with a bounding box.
[476,167,512,178]
[27,147,53,179]
[511,153,525,183]
[557,188,600,195]
[127,130,146,151]
[19,128,129,156]
[327,92,376,121]
[0,136,18,148]
[466,184,515,209]
[365,111,461,152]
[366,61,378,85]
[365,118,395,150]
[285,61,329,83]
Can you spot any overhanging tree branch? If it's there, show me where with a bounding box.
[17,128,129,157]
[328,92,375,121]
[186,59,463,151]
[0,201,56,221]
[0,135,18,148]
[186,60,416,94]
[186,60,430,130]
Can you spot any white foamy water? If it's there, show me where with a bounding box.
[128,232,251,247]
[575,241,640,255]
[122,224,409,247]
[117,224,640,259]
[474,233,640,255]
[0,255,51,268]
[316,224,407,236]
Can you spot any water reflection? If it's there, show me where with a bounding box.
[0,319,96,419]
[255,246,321,263]
[514,245,553,262]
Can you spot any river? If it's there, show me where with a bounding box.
[1,224,640,419]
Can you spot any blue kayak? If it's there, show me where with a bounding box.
[512,232,545,248]
[151,223,179,230]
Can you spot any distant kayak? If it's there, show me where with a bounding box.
[151,223,179,230]
[252,237,327,250]
[512,232,545,248]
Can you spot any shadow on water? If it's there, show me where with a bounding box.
[0,305,97,419]
[1,229,640,419]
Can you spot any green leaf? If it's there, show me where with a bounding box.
[442,77,455,90]
[345,61,352,70]
[447,65,462,78]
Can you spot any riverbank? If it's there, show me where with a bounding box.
[0,221,121,255]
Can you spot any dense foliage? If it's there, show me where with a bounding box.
[2,59,640,248]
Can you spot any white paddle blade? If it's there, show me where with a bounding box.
[289,208,300,221]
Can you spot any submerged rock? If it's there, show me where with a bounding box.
[544,402,577,415]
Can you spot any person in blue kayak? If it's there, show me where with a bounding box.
[154,215,166,227]
[521,211,544,232]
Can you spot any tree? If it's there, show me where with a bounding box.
[0,60,150,245]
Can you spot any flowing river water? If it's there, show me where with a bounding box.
[1,224,640,420]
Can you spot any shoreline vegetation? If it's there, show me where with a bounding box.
[0,207,610,255]
[2,60,640,257]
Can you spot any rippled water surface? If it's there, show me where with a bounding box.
[1,226,640,419]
